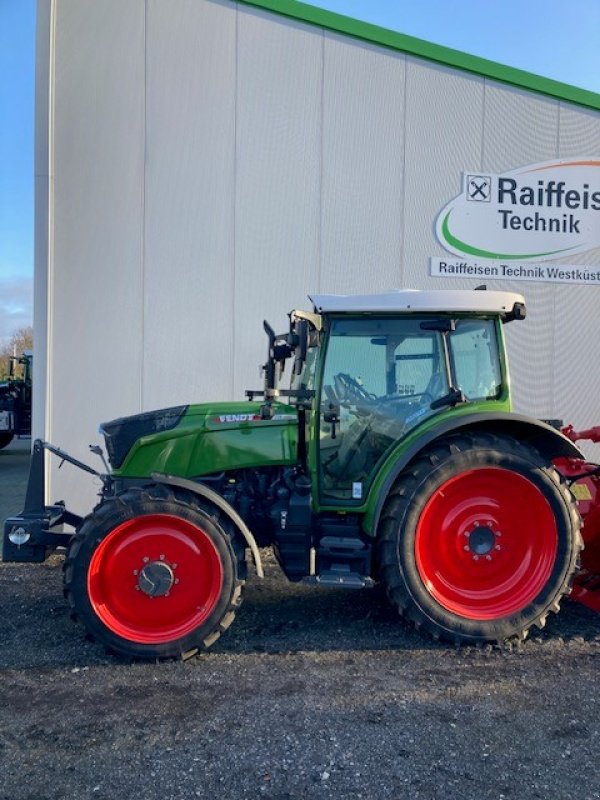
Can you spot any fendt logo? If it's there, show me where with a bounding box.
[436,159,600,261]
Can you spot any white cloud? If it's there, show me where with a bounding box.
[0,275,33,346]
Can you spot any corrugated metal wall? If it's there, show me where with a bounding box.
[40,0,600,511]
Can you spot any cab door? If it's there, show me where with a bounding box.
[317,316,448,505]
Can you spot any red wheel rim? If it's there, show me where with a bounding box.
[88,514,224,644]
[415,468,558,619]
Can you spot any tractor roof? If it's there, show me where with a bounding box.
[309,289,526,318]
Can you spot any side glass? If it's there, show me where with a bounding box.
[291,343,317,394]
[449,320,502,401]
[319,318,449,503]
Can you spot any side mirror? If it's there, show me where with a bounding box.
[291,320,309,376]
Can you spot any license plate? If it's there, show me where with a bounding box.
[0,411,12,431]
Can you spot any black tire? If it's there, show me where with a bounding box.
[376,431,582,645]
[0,432,14,449]
[63,484,246,660]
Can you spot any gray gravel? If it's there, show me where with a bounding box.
[1,439,600,800]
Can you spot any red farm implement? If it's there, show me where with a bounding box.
[557,425,600,613]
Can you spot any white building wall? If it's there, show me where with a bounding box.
[144,0,237,407]
[46,0,145,509]
[38,0,600,511]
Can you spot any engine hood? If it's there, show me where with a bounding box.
[101,401,299,478]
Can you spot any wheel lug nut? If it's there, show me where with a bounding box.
[143,556,149,563]
[464,545,469,551]
[486,555,492,561]
[495,544,501,551]
[174,578,180,584]
[133,569,138,576]
[159,554,165,560]
[473,555,479,561]
[487,521,493,527]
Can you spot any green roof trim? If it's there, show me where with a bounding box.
[235,0,600,113]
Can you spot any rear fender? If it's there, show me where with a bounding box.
[365,412,584,536]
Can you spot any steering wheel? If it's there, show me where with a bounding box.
[334,373,376,405]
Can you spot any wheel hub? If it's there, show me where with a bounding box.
[138,561,175,597]
[468,525,496,555]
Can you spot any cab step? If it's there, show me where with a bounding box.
[303,565,375,589]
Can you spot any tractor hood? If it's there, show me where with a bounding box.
[100,401,299,478]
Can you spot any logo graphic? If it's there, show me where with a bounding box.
[436,159,600,261]
[466,175,491,202]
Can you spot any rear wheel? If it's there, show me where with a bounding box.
[377,432,582,644]
[64,485,245,659]
[0,432,14,449]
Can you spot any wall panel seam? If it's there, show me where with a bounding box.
[141,0,147,412]
[318,28,324,292]
[399,53,408,285]
[46,0,56,451]
[232,4,239,399]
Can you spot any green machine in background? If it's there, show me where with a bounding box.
[0,351,32,449]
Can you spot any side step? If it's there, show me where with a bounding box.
[303,566,375,589]
[303,533,374,589]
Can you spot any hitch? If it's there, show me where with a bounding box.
[2,439,102,563]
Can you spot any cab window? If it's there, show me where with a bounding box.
[450,320,501,400]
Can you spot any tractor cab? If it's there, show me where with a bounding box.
[264,289,525,507]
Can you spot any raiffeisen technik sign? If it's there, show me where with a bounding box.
[432,159,600,285]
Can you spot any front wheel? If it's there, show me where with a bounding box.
[63,485,245,659]
[376,432,582,645]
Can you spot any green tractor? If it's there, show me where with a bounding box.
[4,290,588,659]
[0,351,32,449]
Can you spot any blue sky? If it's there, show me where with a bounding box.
[316,0,600,94]
[0,0,35,343]
[0,0,599,344]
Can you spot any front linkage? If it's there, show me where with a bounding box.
[3,439,104,563]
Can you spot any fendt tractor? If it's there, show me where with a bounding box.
[0,351,32,449]
[4,290,600,660]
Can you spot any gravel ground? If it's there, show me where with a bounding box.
[1,439,600,800]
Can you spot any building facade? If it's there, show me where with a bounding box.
[36,0,600,510]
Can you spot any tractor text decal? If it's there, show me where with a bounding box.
[212,414,296,423]
[214,414,262,423]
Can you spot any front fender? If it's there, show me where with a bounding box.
[364,412,584,536]
[152,472,264,578]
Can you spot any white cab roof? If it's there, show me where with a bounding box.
[309,289,525,315]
